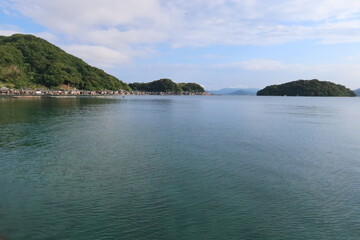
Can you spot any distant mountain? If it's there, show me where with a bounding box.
[257,79,355,97]
[353,88,360,96]
[207,88,259,95]
[207,88,239,95]
[230,88,259,95]
[0,34,130,90]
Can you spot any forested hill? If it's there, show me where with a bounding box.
[0,34,130,90]
[257,79,355,97]
[129,79,205,93]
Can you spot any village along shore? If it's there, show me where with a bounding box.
[0,87,212,98]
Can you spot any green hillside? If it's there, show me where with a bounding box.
[257,79,355,97]
[178,82,205,92]
[0,34,130,90]
[129,79,205,93]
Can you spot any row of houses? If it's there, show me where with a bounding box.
[0,87,212,96]
[0,87,128,96]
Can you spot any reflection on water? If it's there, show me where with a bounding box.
[0,97,121,150]
[1,96,360,240]
[0,97,120,124]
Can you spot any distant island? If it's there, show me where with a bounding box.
[129,79,205,93]
[230,88,258,95]
[207,88,259,95]
[257,79,356,97]
[353,88,360,96]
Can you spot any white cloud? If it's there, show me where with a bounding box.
[0,29,18,36]
[212,58,360,88]
[0,23,22,36]
[7,1,360,44]
[4,0,360,66]
[36,32,59,42]
[216,59,309,72]
[11,0,177,36]
[63,45,132,68]
[239,59,286,71]
[166,0,360,46]
[5,0,180,65]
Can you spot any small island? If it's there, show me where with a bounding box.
[257,79,356,97]
[129,79,205,93]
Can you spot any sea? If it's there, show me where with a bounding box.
[0,95,359,240]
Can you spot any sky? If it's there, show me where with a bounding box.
[1,0,360,90]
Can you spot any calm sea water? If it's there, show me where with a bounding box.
[0,95,359,240]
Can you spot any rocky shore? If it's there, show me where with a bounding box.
[0,87,212,97]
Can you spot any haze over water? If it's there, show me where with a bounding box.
[0,95,359,240]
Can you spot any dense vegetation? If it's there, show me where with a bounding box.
[129,79,205,93]
[178,82,205,92]
[257,79,355,97]
[0,34,130,90]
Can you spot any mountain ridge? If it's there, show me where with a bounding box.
[207,88,259,95]
[353,88,360,96]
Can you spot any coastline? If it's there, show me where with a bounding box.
[0,87,212,97]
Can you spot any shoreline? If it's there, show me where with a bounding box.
[0,88,212,97]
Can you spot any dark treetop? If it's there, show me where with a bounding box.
[129,79,205,93]
[257,79,356,97]
[0,34,130,90]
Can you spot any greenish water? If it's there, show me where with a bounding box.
[0,95,359,240]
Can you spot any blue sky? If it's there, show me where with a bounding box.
[2,0,360,90]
